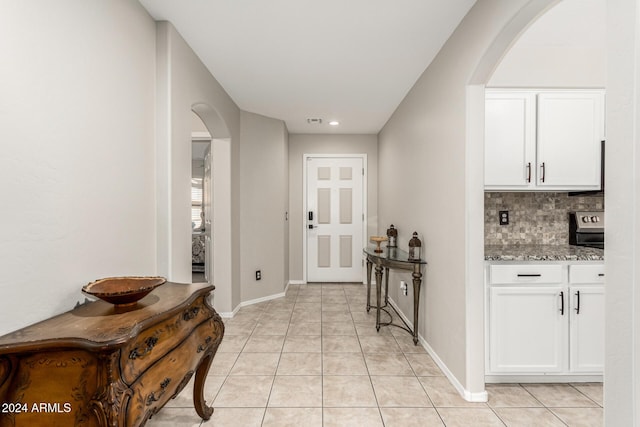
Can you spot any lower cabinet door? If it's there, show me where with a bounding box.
[489,286,567,373]
[569,286,605,372]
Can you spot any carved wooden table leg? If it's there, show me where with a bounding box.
[91,352,132,427]
[193,313,224,421]
[193,352,214,420]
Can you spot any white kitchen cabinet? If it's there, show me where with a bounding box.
[484,89,604,191]
[489,264,563,285]
[569,286,604,372]
[489,286,566,373]
[485,92,536,190]
[486,261,604,378]
[537,92,604,189]
[569,264,605,373]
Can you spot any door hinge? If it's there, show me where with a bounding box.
[362,168,364,175]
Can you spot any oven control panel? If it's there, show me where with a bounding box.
[571,211,604,232]
[580,214,602,224]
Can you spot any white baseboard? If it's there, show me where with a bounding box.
[218,305,240,318]
[486,374,603,383]
[387,297,488,403]
[219,282,290,318]
[240,289,287,308]
[288,280,307,285]
[421,337,488,402]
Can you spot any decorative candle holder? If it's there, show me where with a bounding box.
[386,224,398,248]
[408,232,422,261]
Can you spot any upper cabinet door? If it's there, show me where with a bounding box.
[536,91,604,190]
[485,92,536,190]
[485,89,604,191]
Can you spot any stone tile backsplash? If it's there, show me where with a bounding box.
[485,192,604,245]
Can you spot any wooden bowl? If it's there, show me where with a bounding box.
[82,276,166,307]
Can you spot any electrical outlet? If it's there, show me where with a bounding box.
[400,280,408,296]
[499,210,509,225]
[256,270,261,281]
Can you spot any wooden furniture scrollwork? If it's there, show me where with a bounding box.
[0,282,224,427]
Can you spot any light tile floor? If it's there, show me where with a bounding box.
[147,283,603,426]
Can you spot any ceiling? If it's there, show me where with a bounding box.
[139,0,476,134]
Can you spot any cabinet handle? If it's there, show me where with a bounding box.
[146,377,172,406]
[540,162,546,183]
[575,290,581,315]
[559,291,565,315]
[598,273,605,277]
[183,306,200,321]
[526,162,532,183]
[197,336,213,353]
[129,336,159,360]
[517,273,541,277]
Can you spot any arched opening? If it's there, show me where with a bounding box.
[190,112,210,284]
[190,103,232,314]
[466,0,606,400]
[464,0,562,399]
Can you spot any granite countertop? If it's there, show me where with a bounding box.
[485,244,604,261]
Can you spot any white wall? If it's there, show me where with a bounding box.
[155,22,242,313]
[288,134,378,282]
[605,0,640,424]
[489,0,606,88]
[240,111,289,302]
[211,138,233,313]
[0,0,157,335]
[378,0,535,398]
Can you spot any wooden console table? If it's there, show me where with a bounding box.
[0,282,224,427]
[364,245,427,344]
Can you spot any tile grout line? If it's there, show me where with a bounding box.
[486,405,510,427]
[194,283,599,426]
[519,382,589,426]
[568,382,603,408]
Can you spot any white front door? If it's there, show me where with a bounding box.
[306,156,364,282]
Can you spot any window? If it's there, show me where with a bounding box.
[191,178,203,230]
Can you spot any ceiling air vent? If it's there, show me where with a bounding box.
[307,118,323,124]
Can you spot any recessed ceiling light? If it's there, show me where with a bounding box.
[329,121,339,126]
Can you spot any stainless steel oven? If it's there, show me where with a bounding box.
[569,211,604,249]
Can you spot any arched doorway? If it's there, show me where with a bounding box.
[466,0,609,405]
[464,0,562,399]
[191,103,233,314]
[190,112,210,284]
